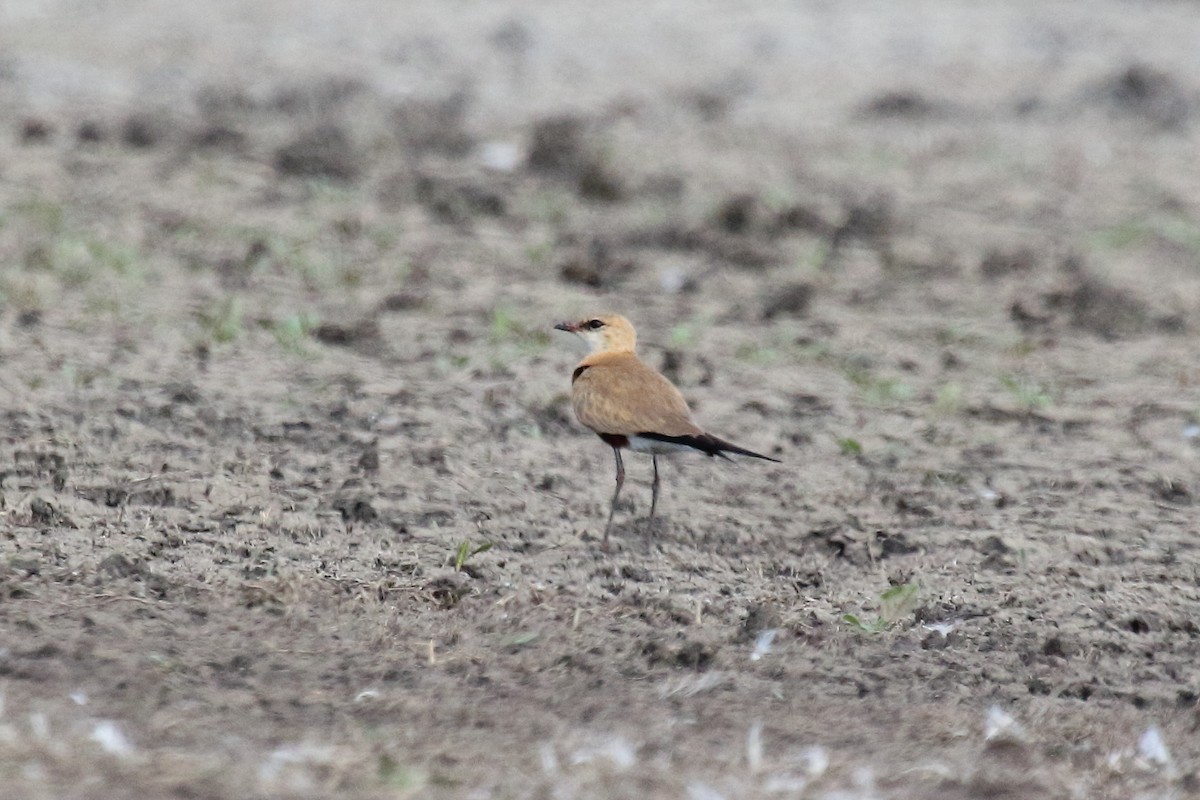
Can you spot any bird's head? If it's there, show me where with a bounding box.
[554,314,637,354]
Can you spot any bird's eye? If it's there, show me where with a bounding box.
[587,319,604,330]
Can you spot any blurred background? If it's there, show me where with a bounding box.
[3,0,1198,356]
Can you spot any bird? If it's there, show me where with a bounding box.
[554,313,779,546]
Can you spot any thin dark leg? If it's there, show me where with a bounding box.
[604,447,625,548]
[649,455,660,521]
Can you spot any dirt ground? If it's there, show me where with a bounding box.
[2,2,1200,798]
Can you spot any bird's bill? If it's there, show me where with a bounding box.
[554,321,580,333]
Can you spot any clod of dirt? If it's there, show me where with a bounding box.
[977,535,1012,555]
[1015,256,1163,339]
[892,494,935,516]
[859,90,943,119]
[392,89,475,156]
[654,350,713,389]
[618,222,706,252]
[194,83,256,116]
[9,557,40,576]
[1049,263,1151,339]
[824,197,895,270]
[888,239,961,278]
[658,349,684,385]
[489,17,533,57]
[190,123,247,152]
[1026,677,1053,695]
[313,319,383,349]
[876,530,919,557]
[790,393,832,417]
[977,535,1017,570]
[576,158,625,202]
[527,114,629,202]
[770,203,833,237]
[1041,635,1078,658]
[213,239,268,289]
[414,509,453,527]
[559,238,636,288]
[269,76,365,117]
[739,602,781,642]
[714,193,761,235]
[424,574,471,609]
[76,120,105,143]
[527,114,586,173]
[375,292,426,313]
[411,447,448,473]
[163,381,202,404]
[941,350,964,370]
[642,639,717,670]
[29,497,58,524]
[92,485,174,507]
[20,117,53,143]
[19,643,61,659]
[713,236,780,269]
[273,124,362,181]
[808,525,869,565]
[833,198,893,244]
[16,309,42,328]
[97,553,146,580]
[134,486,175,506]
[529,400,573,436]
[923,626,969,651]
[333,495,378,525]
[121,113,169,148]
[960,750,1049,800]
[215,654,254,675]
[1105,63,1191,127]
[673,640,716,669]
[1150,475,1191,505]
[980,247,1037,280]
[681,87,734,122]
[13,452,66,488]
[414,172,506,223]
[761,282,814,320]
[1008,299,1053,332]
[980,552,1017,572]
[357,445,380,474]
[619,565,652,583]
[22,244,53,271]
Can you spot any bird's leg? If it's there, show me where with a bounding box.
[604,447,625,548]
[649,455,660,521]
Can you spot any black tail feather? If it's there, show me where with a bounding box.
[637,432,780,462]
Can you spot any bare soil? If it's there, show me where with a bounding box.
[2,2,1200,798]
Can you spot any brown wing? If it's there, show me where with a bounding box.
[571,354,701,437]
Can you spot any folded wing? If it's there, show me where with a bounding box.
[572,355,700,438]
